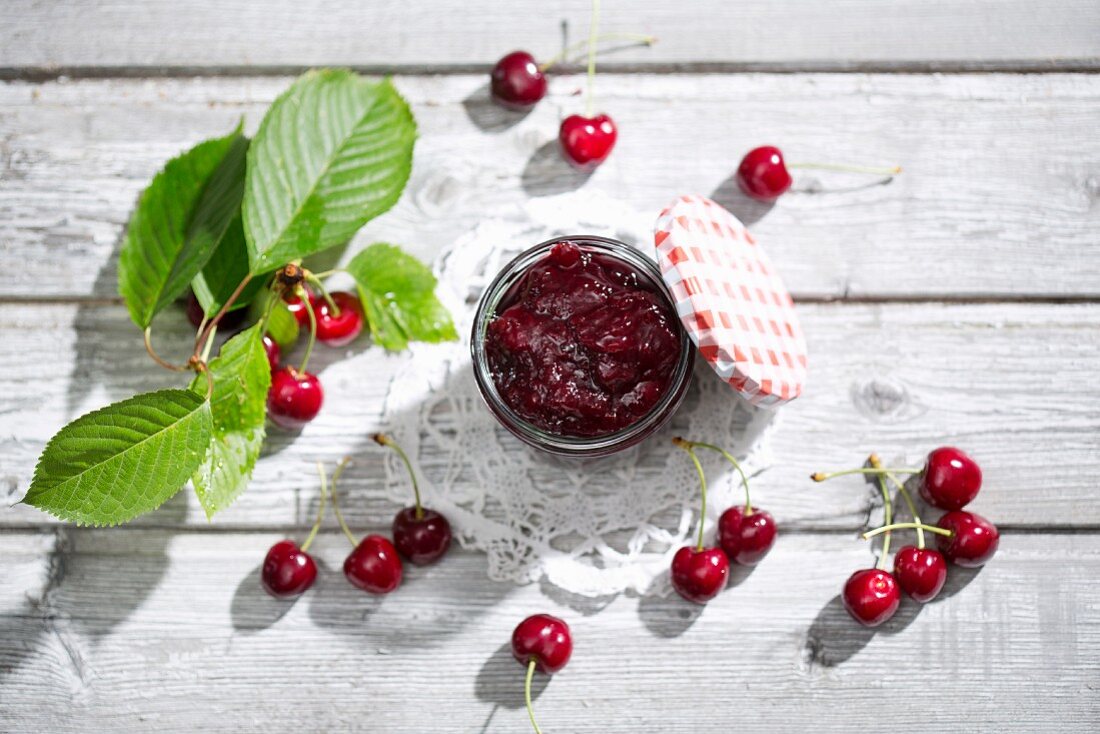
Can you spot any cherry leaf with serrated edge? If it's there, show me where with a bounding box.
[24,390,212,527]
[242,70,416,275]
[118,124,247,329]
[189,324,271,519]
[346,242,457,351]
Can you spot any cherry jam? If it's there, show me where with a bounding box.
[483,240,684,439]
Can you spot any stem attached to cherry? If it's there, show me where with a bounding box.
[873,471,893,571]
[373,433,423,518]
[863,522,953,540]
[300,462,330,553]
[787,162,902,176]
[305,271,340,317]
[888,471,925,548]
[811,466,921,482]
[328,457,359,548]
[538,33,657,71]
[193,271,254,357]
[524,659,543,734]
[297,285,319,374]
[675,438,752,513]
[584,0,600,117]
[143,327,190,372]
[672,438,708,551]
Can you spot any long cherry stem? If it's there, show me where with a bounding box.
[305,272,340,316]
[787,162,902,176]
[193,272,254,357]
[300,463,330,553]
[863,522,953,540]
[584,0,600,117]
[874,472,893,570]
[373,433,422,517]
[673,439,708,551]
[538,33,656,70]
[143,327,189,372]
[297,285,318,374]
[888,472,925,548]
[811,466,920,482]
[525,659,542,734]
[676,438,752,513]
[328,458,359,548]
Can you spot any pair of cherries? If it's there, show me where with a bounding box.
[814,447,1000,627]
[669,438,777,604]
[266,287,365,430]
[261,435,453,598]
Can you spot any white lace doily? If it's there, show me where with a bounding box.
[378,192,779,597]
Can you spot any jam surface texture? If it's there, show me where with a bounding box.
[485,241,683,437]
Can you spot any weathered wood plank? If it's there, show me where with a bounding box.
[1,1,1098,72]
[2,74,1099,300]
[2,301,1097,529]
[1,530,1096,732]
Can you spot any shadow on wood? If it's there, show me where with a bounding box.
[521,141,593,197]
[462,83,534,133]
[474,642,549,710]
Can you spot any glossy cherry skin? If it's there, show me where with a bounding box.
[717,506,777,566]
[490,51,548,110]
[842,568,901,627]
[314,291,364,347]
[559,114,617,171]
[893,546,948,603]
[261,540,317,598]
[392,507,453,565]
[936,511,999,567]
[736,145,792,201]
[511,614,572,674]
[920,446,982,511]
[267,368,324,429]
[344,535,403,594]
[670,546,729,604]
[262,334,280,371]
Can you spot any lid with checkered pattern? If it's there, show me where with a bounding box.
[653,194,808,407]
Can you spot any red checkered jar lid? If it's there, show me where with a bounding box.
[654,194,808,407]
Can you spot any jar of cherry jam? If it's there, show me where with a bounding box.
[471,236,694,457]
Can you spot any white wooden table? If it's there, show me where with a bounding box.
[2,3,1099,731]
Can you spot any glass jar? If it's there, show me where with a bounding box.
[471,235,695,457]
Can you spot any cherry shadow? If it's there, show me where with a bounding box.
[521,141,593,197]
[229,564,297,633]
[461,83,534,133]
[637,592,703,638]
[475,642,549,710]
[709,173,775,226]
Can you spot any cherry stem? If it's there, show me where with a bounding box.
[675,438,752,513]
[199,324,218,364]
[863,522,952,540]
[328,457,359,548]
[538,33,657,70]
[811,466,920,482]
[143,327,189,372]
[524,659,543,734]
[309,268,342,279]
[887,472,925,549]
[584,0,600,117]
[874,473,893,570]
[296,285,318,374]
[305,272,340,317]
[373,433,422,518]
[787,162,902,176]
[193,272,254,358]
[300,462,330,553]
[672,439,708,551]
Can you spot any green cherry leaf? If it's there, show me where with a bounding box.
[243,70,416,275]
[190,214,266,318]
[118,124,248,329]
[24,390,212,526]
[250,293,299,350]
[189,324,271,519]
[346,243,457,351]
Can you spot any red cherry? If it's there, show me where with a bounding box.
[736,145,792,201]
[893,546,948,603]
[936,511,999,567]
[284,291,314,326]
[842,568,900,627]
[344,535,403,594]
[490,51,548,110]
[392,507,452,565]
[559,114,617,171]
[511,614,572,674]
[315,291,364,347]
[267,368,323,430]
[261,540,317,598]
[262,334,280,371]
[717,506,777,566]
[920,447,982,511]
[670,546,729,604]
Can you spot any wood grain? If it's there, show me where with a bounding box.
[1,529,1097,732]
[1,1,1098,72]
[2,301,1096,530]
[3,74,1099,301]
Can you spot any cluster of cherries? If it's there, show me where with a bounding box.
[813,447,1000,627]
[668,437,778,604]
[260,434,453,598]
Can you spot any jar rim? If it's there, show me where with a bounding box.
[470,234,695,457]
